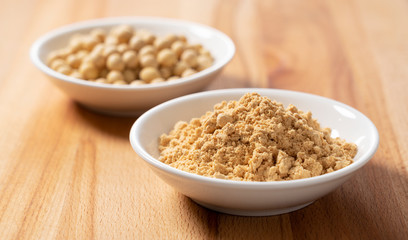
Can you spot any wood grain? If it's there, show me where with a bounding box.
[0,0,407,239]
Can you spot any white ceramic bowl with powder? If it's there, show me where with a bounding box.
[30,17,235,116]
[129,88,379,216]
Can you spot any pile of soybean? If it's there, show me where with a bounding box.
[47,25,214,85]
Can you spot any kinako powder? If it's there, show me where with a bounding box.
[158,93,357,181]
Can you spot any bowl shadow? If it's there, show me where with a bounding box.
[177,159,407,239]
[71,102,137,139]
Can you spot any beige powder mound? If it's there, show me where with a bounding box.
[159,93,357,181]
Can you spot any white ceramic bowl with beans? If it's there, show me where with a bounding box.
[129,88,379,216]
[30,17,235,116]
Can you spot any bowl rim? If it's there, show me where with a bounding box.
[29,16,235,91]
[129,88,380,189]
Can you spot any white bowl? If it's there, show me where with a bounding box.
[30,17,235,116]
[129,88,379,216]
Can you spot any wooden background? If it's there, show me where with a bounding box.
[0,0,407,239]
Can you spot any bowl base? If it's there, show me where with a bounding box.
[191,199,314,216]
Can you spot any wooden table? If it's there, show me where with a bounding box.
[1,0,407,239]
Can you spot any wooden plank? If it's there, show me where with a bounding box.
[0,0,407,239]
